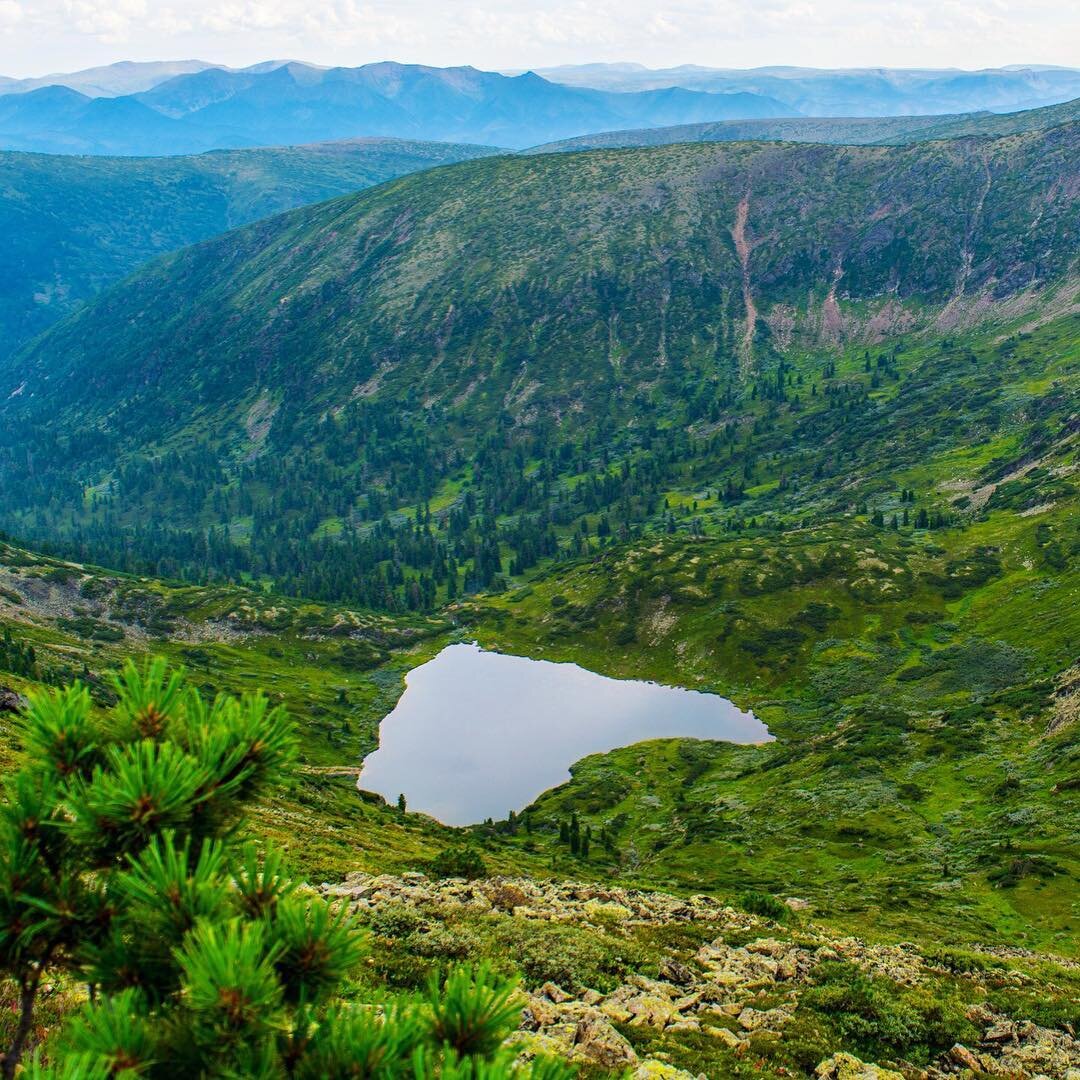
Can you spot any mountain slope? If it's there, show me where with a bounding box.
[4,123,1075,436]
[528,96,1080,152]
[0,137,501,361]
[0,62,795,155]
[0,123,1075,607]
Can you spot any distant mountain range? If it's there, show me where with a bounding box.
[0,61,795,154]
[532,62,1080,117]
[528,96,1080,153]
[7,59,1080,157]
[0,60,226,97]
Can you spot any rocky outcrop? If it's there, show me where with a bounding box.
[929,1004,1080,1078]
[320,874,1080,1079]
[322,871,758,929]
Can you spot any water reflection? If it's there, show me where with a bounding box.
[358,643,771,825]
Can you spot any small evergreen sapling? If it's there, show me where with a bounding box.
[0,659,572,1079]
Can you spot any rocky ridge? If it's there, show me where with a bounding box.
[321,873,1080,1080]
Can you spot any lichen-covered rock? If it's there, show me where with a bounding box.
[538,981,573,1004]
[631,1062,699,1080]
[705,1025,748,1050]
[737,1006,792,1032]
[625,993,677,1028]
[815,1052,905,1079]
[573,1014,638,1068]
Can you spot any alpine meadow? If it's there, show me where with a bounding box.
[0,33,1076,1080]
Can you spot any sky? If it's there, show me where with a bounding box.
[1,0,1077,79]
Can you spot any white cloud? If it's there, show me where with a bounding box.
[2,0,1078,76]
[0,0,22,30]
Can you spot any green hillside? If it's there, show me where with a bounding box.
[0,118,1077,1077]
[0,124,1075,607]
[0,137,501,360]
[528,95,1080,153]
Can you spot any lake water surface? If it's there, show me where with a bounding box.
[358,643,771,825]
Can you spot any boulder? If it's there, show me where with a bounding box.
[538,981,573,1004]
[507,1027,576,1062]
[573,1015,638,1069]
[0,687,26,714]
[814,1052,905,1080]
[522,995,560,1029]
[626,994,677,1029]
[947,1044,983,1071]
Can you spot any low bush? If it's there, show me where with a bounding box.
[737,890,788,921]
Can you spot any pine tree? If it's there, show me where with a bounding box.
[0,659,571,1079]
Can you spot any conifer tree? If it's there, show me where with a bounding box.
[0,659,570,1079]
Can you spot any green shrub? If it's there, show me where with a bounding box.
[803,960,975,1064]
[427,847,489,881]
[737,890,788,921]
[493,921,640,993]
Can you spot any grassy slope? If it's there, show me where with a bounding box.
[455,314,1080,954]
[0,138,501,360]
